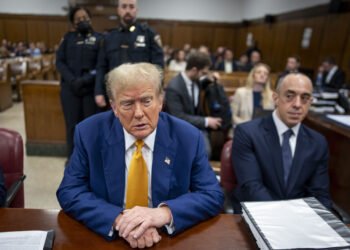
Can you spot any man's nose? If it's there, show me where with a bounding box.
[293,96,302,108]
[134,103,144,118]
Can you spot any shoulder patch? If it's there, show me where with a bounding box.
[154,34,162,48]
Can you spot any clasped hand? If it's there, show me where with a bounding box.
[115,206,172,248]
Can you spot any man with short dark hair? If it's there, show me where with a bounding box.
[57,63,224,248]
[318,56,346,90]
[165,52,222,158]
[232,73,332,213]
[94,0,164,108]
[217,48,238,73]
[277,55,300,83]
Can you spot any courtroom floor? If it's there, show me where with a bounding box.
[0,102,64,209]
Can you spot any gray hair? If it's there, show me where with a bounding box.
[106,63,163,101]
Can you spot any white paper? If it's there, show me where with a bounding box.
[0,231,47,250]
[326,114,350,127]
[244,199,349,249]
[321,92,339,99]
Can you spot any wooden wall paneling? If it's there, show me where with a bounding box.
[171,25,192,49]
[270,22,288,72]
[341,32,350,83]
[212,27,235,52]
[150,23,172,48]
[191,26,214,50]
[4,18,27,42]
[318,13,350,69]
[234,26,248,58]
[0,19,5,40]
[248,24,263,49]
[258,23,276,68]
[298,16,326,72]
[283,19,305,67]
[48,21,70,50]
[92,16,117,32]
[26,19,49,45]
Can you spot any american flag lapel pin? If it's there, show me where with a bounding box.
[164,157,171,165]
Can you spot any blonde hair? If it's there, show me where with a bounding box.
[106,63,163,101]
[245,63,273,108]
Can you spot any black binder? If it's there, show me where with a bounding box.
[241,197,350,250]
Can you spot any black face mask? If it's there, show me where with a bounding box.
[76,21,91,34]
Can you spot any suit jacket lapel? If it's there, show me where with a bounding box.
[100,116,126,207]
[286,125,308,196]
[178,74,195,114]
[263,116,285,194]
[151,113,176,207]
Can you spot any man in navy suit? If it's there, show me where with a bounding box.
[57,63,224,248]
[232,73,332,212]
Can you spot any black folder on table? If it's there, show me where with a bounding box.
[241,197,350,250]
[44,230,55,250]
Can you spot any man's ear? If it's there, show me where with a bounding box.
[272,91,279,106]
[110,100,119,118]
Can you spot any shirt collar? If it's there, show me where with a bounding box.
[272,110,300,138]
[123,128,157,152]
[181,71,193,88]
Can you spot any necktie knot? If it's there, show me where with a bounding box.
[134,140,145,150]
[283,129,293,141]
[134,140,145,159]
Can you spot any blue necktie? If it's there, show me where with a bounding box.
[282,129,294,185]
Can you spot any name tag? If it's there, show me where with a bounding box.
[135,42,146,47]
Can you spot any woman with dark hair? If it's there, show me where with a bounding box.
[56,7,104,161]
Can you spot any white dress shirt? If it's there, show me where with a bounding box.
[224,61,233,73]
[272,110,300,157]
[123,128,156,208]
[325,65,338,84]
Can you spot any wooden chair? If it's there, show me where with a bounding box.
[9,58,27,101]
[27,56,43,80]
[0,61,13,111]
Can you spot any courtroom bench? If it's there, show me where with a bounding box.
[0,61,13,111]
[21,80,66,156]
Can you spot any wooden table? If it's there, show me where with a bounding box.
[0,209,257,249]
[303,112,350,216]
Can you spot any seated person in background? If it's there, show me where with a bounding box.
[246,50,262,71]
[277,55,300,83]
[168,49,187,71]
[57,63,224,248]
[0,164,6,207]
[231,63,274,125]
[318,56,346,90]
[236,53,250,72]
[165,52,222,158]
[217,48,237,73]
[232,73,332,213]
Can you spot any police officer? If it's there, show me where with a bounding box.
[94,0,164,108]
[56,7,104,160]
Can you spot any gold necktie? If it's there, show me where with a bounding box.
[125,140,148,209]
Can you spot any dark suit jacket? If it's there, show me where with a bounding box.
[165,73,206,130]
[57,111,224,239]
[232,115,332,212]
[0,165,6,207]
[217,60,238,72]
[323,68,346,90]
